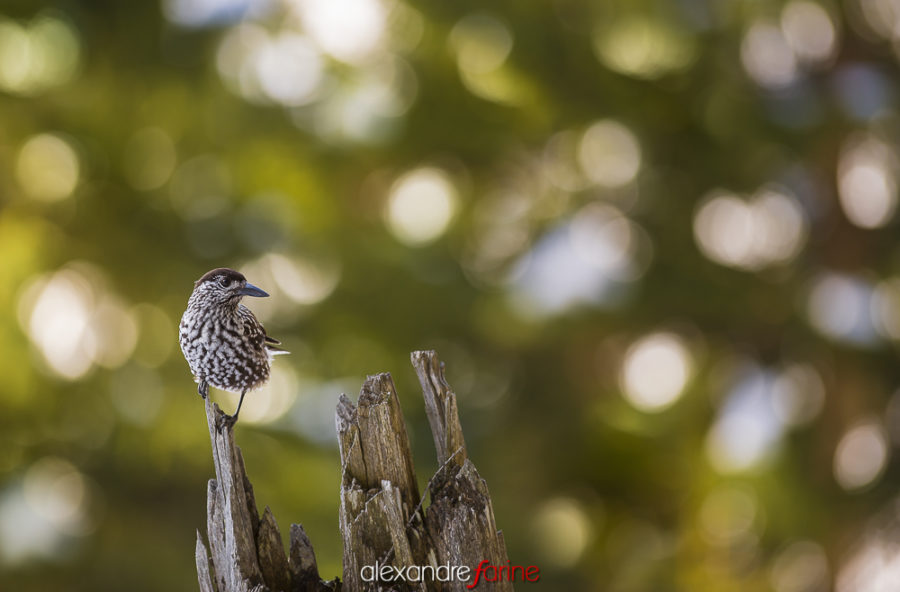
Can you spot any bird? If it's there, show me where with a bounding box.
[178,267,287,429]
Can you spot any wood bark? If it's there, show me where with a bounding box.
[195,397,338,592]
[196,350,511,592]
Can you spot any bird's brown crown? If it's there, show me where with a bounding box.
[195,268,246,288]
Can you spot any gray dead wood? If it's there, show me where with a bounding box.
[196,350,510,592]
[409,351,512,592]
[335,373,428,591]
[334,352,512,591]
[195,397,339,592]
[410,351,467,468]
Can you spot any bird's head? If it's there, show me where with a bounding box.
[192,268,269,306]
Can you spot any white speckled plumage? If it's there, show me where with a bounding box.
[179,268,285,424]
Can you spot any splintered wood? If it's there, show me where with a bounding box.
[196,350,511,592]
[196,398,337,592]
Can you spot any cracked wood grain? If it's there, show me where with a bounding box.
[197,350,510,592]
[196,398,339,592]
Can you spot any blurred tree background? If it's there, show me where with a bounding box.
[3,0,900,590]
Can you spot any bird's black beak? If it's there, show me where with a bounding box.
[239,283,269,298]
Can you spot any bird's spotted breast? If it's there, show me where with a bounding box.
[179,300,272,394]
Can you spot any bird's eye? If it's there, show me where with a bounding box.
[219,277,231,288]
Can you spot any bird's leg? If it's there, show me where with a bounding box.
[198,380,209,399]
[233,389,247,421]
[218,389,247,431]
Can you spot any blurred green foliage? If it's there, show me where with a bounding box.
[3,0,900,590]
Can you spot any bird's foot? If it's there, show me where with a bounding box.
[198,381,209,400]
[215,413,237,433]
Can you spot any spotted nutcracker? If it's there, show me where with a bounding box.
[179,268,286,428]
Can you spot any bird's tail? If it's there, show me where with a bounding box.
[264,334,289,355]
[266,344,290,356]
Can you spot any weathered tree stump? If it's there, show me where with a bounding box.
[196,396,339,592]
[195,350,511,592]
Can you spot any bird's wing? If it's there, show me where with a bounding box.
[237,303,287,353]
[262,327,288,354]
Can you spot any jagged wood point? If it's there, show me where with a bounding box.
[195,350,511,592]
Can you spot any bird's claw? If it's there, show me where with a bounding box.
[215,413,237,433]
